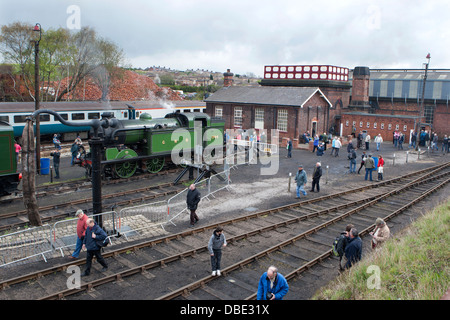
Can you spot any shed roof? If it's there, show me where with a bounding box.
[204,86,331,107]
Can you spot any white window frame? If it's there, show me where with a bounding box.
[277,109,288,132]
[234,107,243,127]
[215,106,223,118]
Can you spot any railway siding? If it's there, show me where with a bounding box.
[0,162,446,299]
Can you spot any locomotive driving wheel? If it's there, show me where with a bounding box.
[114,150,137,178]
[146,157,165,173]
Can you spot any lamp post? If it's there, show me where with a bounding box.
[29,109,118,228]
[33,23,42,172]
[415,53,431,151]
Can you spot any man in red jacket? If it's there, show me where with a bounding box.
[69,209,89,259]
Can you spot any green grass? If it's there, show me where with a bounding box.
[313,199,450,300]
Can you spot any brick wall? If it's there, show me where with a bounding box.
[341,113,416,142]
[205,91,332,147]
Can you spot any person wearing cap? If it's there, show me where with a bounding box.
[294,164,307,199]
[69,209,89,259]
[369,218,390,249]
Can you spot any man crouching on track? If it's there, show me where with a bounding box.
[81,218,108,276]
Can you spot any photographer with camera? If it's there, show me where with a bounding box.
[257,266,289,300]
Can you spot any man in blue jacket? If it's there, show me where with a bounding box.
[344,228,362,269]
[81,218,108,276]
[257,266,289,300]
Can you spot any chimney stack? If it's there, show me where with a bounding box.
[223,69,233,87]
[350,66,370,109]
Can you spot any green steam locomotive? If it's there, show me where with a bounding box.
[94,111,225,178]
[0,121,22,195]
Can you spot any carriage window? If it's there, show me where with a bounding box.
[14,115,28,123]
[59,113,68,120]
[88,112,100,119]
[0,116,9,122]
[72,113,85,120]
[39,114,50,122]
[194,109,200,112]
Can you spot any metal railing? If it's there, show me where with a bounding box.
[0,145,277,268]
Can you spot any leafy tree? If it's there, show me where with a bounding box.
[0,22,126,101]
[160,74,175,86]
[0,22,35,100]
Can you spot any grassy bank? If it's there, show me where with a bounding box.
[313,199,450,300]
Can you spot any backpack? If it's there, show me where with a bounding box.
[96,238,109,248]
[332,234,347,257]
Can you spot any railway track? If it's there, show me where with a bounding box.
[0,162,448,300]
[0,178,187,232]
[0,167,181,205]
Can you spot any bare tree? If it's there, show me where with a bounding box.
[55,26,99,101]
[90,37,125,101]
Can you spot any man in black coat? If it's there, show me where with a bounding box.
[50,148,60,179]
[186,184,201,227]
[310,162,322,192]
[81,218,108,276]
[344,228,362,269]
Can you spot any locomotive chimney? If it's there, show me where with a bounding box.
[223,69,234,87]
[350,66,370,109]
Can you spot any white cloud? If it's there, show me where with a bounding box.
[1,0,450,76]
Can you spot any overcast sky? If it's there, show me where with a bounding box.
[1,0,449,77]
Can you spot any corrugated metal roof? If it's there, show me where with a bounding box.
[205,86,325,107]
[350,69,450,101]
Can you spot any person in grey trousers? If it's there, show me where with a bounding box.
[208,226,227,276]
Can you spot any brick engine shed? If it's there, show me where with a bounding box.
[205,65,450,147]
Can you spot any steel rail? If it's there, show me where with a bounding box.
[0,180,187,231]
[159,174,450,300]
[243,176,450,299]
[153,170,449,299]
[2,162,448,297]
